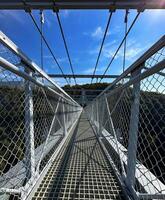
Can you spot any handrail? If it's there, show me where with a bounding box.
[0,57,79,106]
[85,36,165,199]
[96,35,165,99]
[0,31,79,106]
[0,33,82,200]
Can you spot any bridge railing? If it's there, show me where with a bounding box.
[85,36,165,200]
[0,31,81,199]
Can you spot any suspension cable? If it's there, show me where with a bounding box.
[29,12,70,85]
[99,11,141,83]
[22,0,70,85]
[91,11,113,84]
[55,12,77,85]
[123,10,129,73]
[40,10,44,70]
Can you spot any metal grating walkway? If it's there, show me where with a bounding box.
[32,112,126,200]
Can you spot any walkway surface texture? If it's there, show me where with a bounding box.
[32,112,126,200]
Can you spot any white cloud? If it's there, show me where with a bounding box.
[84,26,110,39]
[45,68,49,73]
[145,9,165,22]
[91,26,110,39]
[0,10,24,24]
[85,38,151,77]
[83,66,105,74]
[58,57,67,63]
[53,78,64,86]
[84,25,120,39]
[91,26,104,39]
[44,55,67,64]
[89,40,117,55]
[109,25,121,35]
[117,39,150,62]
[44,55,52,59]
[83,67,94,74]
[90,38,150,63]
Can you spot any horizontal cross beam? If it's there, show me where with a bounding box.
[64,89,104,92]
[72,95,96,97]
[0,0,164,10]
[45,74,130,79]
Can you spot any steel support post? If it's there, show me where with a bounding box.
[98,97,105,137]
[91,103,93,121]
[74,108,75,121]
[92,102,94,121]
[65,106,68,125]
[126,67,141,195]
[95,101,97,122]
[96,100,99,134]
[62,100,67,136]
[67,106,69,124]
[71,105,73,124]
[82,89,85,106]
[24,69,35,180]
[68,105,70,125]
[70,105,72,124]
[68,106,69,124]
[71,105,74,124]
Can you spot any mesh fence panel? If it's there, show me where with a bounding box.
[0,40,81,199]
[86,44,165,199]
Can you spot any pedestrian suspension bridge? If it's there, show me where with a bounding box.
[0,1,165,200]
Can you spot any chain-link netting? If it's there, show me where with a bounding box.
[0,41,81,199]
[85,44,165,199]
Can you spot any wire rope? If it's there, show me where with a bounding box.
[99,12,140,83]
[56,12,77,85]
[22,0,70,85]
[91,11,113,84]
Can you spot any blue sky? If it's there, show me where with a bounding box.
[0,9,165,85]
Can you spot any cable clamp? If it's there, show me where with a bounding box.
[52,0,59,13]
[40,10,45,24]
[22,0,31,13]
[124,9,129,23]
